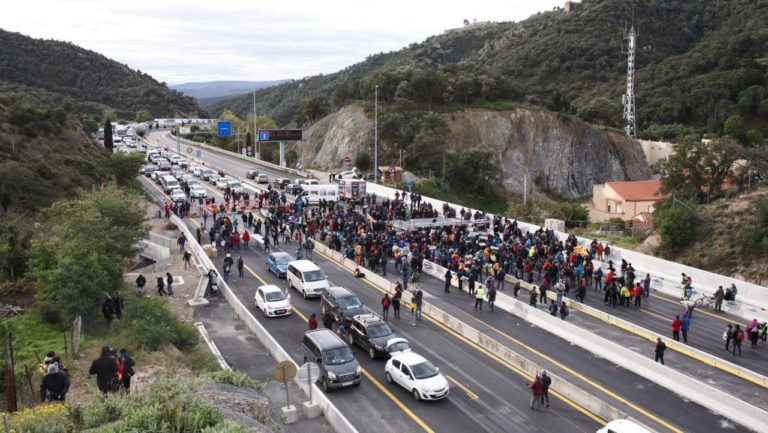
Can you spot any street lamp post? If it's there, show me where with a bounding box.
[374,85,379,184]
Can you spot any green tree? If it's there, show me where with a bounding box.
[660,138,741,201]
[30,186,147,321]
[446,148,502,198]
[355,150,371,171]
[103,117,113,152]
[723,114,746,142]
[295,96,330,126]
[107,153,145,187]
[0,225,31,281]
[653,200,699,256]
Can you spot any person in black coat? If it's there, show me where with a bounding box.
[102,296,116,330]
[41,362,70,402]
[89,346,117,393]
[135,274,146,294]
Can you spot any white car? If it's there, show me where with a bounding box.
[191,165,203,176]
[227,180,244,194]
[254,285,292,317]
[385,352,449,401]
[169,188,186,202]
[215,177,229,189]
[335,170,358,181]
[190,184,207,199]
[597,419,652,433]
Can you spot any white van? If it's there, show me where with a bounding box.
[161,175,180,193]
[597,419,653,433]
[287,260,329,299]
[296,178,319,186]
[299,184,338,205]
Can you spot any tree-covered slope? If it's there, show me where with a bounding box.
[213,0,768,139]
[0,29,200,118]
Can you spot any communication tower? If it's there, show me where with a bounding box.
[622,24,638,137]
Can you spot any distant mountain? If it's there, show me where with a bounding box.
[211,0,768,140]
[0,29,200,117]
[171,80,289,106]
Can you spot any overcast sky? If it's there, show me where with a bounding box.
[3,0,563,84]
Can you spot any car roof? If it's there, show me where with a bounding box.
[391,351,427,365]
[326,286,354,297]
[272,252,292,258]
[289,259,321,271]
[352,313,385,327]
[258,284,283,294]
[305,329,347,349]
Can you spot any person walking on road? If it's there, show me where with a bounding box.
[559,303,569,320]
[237,255,244,278]
[393,283,402,319]
[322,311,334,329]
[655,338,667,365]
[89,346,117,394]
[746,318,760,347]
[724,324,734,352]
[643,273,651,298]
[157,276,166,296]
[487,285,496,312]
[529,375,544,411]
[381,294,391,321]
[308,313,318,330]
[671,315,682,341]
[444,269,452,293]
[474,285,485,311]
[413,287,423,321]
[548,300,558,317]
[732,325,744,355]
[714,286,724,312]
[540,370,552,408]
[681,313,690,343]
[183,251,192,270]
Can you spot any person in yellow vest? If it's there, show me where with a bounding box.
[474,285,485,311]
[620,285,631,307]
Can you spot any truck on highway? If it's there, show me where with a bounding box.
[338,179,366,202]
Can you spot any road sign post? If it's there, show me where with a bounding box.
[273,360,297,407]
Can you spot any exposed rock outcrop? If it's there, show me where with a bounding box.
[293,105,650,199]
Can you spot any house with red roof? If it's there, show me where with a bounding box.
[588,179,665,222]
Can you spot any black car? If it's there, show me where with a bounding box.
[246,170,258,179]
[321,287,365,323]
[287,183,304,195]
[346,314,405,359]
[272,178,291,189]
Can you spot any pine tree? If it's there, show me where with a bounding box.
[104,118,113,152]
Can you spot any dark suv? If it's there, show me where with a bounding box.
[346,314,408,359]
[321,287,365,323]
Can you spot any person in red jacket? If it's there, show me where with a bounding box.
[308,313,318,330]
[632,283,643,308]
[529,375,544,411]
[242,230,250,249]
[671,315,682,341]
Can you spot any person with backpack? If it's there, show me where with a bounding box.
[89,346,117,393]
[116,349,135,393]
[732,324,744,355]
[487,285,497,312]
[381,294,391,321]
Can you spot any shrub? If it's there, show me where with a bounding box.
[203,370,263,391]
[123,297,199,352]
[653,201,699,256]
[8,402,70,433]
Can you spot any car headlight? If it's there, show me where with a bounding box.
[327,372,336,380]
[356,366,362,374]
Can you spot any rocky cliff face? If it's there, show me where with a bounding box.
[294,105,650,199]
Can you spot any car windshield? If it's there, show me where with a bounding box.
[410,361,439,379]
[230,182,241,188]
[322,347,355,366]
[303,270,325,282]
[338,296,362,310]
[265,291,286,302]
[273,255,292,265]
[367,323,393,338]
[388,341,410,353]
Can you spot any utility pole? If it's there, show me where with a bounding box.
[253,90,258,159]
[374,85,379,184]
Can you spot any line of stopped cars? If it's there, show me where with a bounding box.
[254,257,449,400]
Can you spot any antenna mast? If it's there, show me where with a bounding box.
[622,11,637,137]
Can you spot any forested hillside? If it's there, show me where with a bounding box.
[0,29,200,118]
[213,0,768,141]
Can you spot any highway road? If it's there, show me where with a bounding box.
[142,134,760,432]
